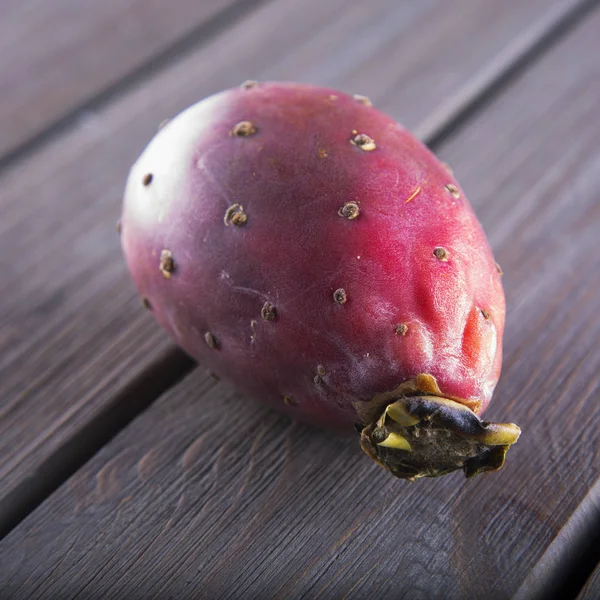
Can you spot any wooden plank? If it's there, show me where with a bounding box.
[0,0,594,535]
[0,0,261,159]
[2,5,600,599]
[514,481,600,599]
[579,561,600,600]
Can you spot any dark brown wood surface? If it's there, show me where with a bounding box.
[1,0,585,538]
[2,4,599,598]
[0,0,259,159]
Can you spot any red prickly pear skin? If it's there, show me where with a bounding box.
[121,82,505,435]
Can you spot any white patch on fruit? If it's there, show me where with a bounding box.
[124,93,225,228]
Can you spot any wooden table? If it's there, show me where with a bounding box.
[1,1,599,598]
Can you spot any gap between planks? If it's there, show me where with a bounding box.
[1,0,598,540]
[513,481,600,600]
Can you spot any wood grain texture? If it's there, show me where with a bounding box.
[1,0,583,533]
[2,5,600,599]
[0,0,259,159]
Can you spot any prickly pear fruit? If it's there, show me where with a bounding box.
[120,82,520,480]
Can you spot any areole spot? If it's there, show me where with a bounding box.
[395,323,408,336]
[313,375,323,385]
[231,121,257,136]
[318,147,328,159]
[116,220,122,234]
[433,247,449,262]
[480,308,491,320]
[445,183,460,199]
[224,204,248,226]
[241,80,259,89]
[204,332,219,349]
[338,201,360,220]
[496,262,504,276]
[142,173,153,186]
[283,395,298,407]
[317,365,326,376]
[142,297,152,311]
[159,249,175,278]
[158,118,170,131]
[261,301,277,321]
[350,133,376,151]
[333,288,347,304]
[353,94,373,107]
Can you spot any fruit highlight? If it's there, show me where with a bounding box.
[120,81,520,480]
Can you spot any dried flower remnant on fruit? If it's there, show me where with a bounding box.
[433,247,449,262]
[395,323,408,336]
[142,173,153,186]
[333,288,347,304]
[445,183,460,199]
[261,301,277,321]
[231,121,257,137]
[142,297,152,311]
[159,249,175,278]
[241,80,259,89]
[338,202,360,220]
[224,204,248,226]
[353,94,372,107]
[204,332,218,349]
[351,133,376,151]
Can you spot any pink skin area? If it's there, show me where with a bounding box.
[121,83,504,433]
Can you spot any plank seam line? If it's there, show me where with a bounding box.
[422,0,600,148]
[0,347,195,540]
[0,0,272,172]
